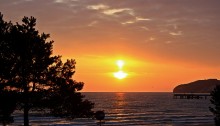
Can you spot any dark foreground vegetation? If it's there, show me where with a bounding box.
[0,12,94,126]
[210,85,220,126]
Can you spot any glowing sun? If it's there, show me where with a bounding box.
[116,60,124,69]
[114,70,127,79]
[114,60,128,79]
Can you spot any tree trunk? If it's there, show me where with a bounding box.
[24,102,29,126]
[23,83,29,126]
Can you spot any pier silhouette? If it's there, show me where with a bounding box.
[173,93,211,99]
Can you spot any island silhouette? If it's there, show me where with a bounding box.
[173,79,220,93]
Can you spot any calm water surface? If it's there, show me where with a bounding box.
[12,92,214,126]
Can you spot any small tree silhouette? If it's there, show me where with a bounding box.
[210,85,220,126]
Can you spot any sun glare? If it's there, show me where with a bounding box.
[117,60,124,69]
[114,70,127,79]
[114,60,128,79]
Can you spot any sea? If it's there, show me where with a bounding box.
[11,92,214,126]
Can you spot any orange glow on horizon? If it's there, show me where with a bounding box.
[64,54,220,92]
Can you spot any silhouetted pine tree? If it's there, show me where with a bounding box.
[0,12,94,126]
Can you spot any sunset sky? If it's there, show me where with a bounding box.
[1,0,220,92]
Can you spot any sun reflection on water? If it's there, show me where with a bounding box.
[115,92,126,106]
